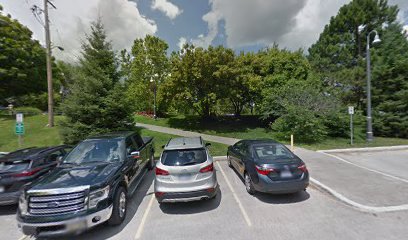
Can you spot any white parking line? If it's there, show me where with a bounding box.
[320,152,408,184]
[216,161,252,227]
[134,194,155,239]
[18,235,30,240]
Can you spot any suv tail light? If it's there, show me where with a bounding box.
[255,165,275,175]
[199,163,214,173]
[298,164,308,173]
[155,167,169,176]
[12,168,42,177]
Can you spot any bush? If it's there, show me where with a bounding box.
[271,107,327,143]
[13,107,42,115]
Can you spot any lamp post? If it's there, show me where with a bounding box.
[150,73,158,119]
[365,30,381,142]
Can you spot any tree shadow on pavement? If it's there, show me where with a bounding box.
[159,189,222,215]
[254,190,310,204]
[0,204,17,216]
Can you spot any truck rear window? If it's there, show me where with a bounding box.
[161,149,207,166]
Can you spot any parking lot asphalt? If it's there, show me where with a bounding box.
[3,160,408,240]
[295,148,408,208]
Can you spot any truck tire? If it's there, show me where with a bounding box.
[108,186,127,226]
[148,154,155,170]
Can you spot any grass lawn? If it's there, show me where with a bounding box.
[135,114,408,150]
[0,114,64,152]
[0,115,227,157]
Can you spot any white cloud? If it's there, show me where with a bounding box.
[178,37,187,50]
[151,0,182,20]
[1,0,157,62]
[193,0,308,48]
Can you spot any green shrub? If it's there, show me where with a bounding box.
[14,107,42,115]
[271,107,327,143]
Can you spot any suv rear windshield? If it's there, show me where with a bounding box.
[161,148,207,166]
[253,144,294,160]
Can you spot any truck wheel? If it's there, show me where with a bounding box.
[108,186,127,226]
[148,154,155,170]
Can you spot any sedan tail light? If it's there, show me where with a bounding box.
[199,163,214,173]
[155,167,169,176]
[12,168,42,177]
[298,164,308,173]
[255,165,275,175]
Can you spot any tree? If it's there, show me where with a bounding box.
[214,52,262,116]
[0,5,48,102]
[60,20,130,144]
[258,46,311,120]
[125,35,169,114]
[163,44,235,118]
[308,0,398,108]
[371,24,408,138]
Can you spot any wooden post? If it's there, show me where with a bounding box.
[291,134,294,152]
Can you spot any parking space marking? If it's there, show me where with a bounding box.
[216,161,252,227]
[17,235,30,240]
[321,152,408,184]
[135,194,155,239]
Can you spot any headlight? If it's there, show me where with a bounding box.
[18,191,27,216]
[88,186,110,209]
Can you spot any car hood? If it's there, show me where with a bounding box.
[29,162,122,191]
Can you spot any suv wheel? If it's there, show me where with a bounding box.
[148,154,155,170]
[244,173,255,195]
[108,186,127,226]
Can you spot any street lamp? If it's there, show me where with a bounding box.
[365,29,381,142]
[150,73,158,119]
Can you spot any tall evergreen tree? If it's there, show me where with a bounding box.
[372,24,408,137]
[60,20,130,144]
[308,0,398,108]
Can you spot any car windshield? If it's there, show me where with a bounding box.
[253,144,294,160]
[63,138,125,164]
[161,148,207,166]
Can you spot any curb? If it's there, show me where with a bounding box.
[310,177,408,213]
[317,145,408,153]
[213,155,408,213]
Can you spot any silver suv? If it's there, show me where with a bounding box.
[154,137,218,203]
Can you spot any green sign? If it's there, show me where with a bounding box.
[15,123,25,135]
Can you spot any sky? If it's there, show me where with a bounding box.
[1,0,407,62]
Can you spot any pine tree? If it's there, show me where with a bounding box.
[60,20,130,144]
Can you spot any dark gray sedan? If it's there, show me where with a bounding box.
[227,139,309,195]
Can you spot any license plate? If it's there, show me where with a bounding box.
[178,174,191,181]
[0,186,4,193]
[280,170,292,178]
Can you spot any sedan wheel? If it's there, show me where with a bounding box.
[244,173,255,195]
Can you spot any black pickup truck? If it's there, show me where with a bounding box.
[17,131,155,237]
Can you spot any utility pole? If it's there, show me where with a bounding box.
[44,0,54,127]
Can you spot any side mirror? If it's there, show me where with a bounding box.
[129,151,140,159]
[205,143,211,147]
[57,156,64,162]
[161,145,165,149]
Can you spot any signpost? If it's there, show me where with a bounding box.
[15,113,24,148]
[348,106,354,145]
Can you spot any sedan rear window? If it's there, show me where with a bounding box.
[253,144,294,160]
[0,160,31,173]
[161,148,207,166]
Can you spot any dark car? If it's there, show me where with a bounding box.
[227,139,309,195]
[0,146,71,205]
[17,131,155,238]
